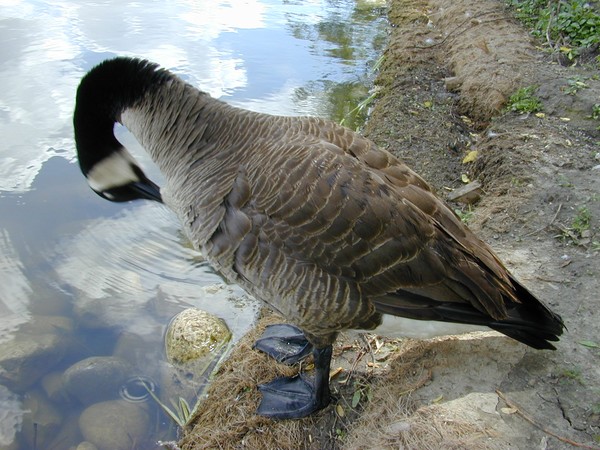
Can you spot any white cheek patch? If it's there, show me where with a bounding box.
[87,149,141,192]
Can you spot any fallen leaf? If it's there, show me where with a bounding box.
[461,174,470,183]
[462,150,478,164]
[352,390,361,408]
[336,404,345,417]
[329,367,344,379]
[535,112,546,118]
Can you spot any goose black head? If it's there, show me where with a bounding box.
[74,57,165,203]
[84,147,162,203]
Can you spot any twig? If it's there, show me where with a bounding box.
[523,203,562,236]
[496,390,600,449]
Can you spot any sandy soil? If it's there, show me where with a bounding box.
[177,1,600,448]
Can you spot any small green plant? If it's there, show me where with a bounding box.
[454,206,474,224]
[559,366,584,384]
[506,86,542,113]
[507,0,600,61]
[558,205,593,245]
[564,76,589,95]
[591,103,600,120]
[142,379,193,427]
[558,174,573,187]
[572,205,591,234]
[340,91,378,128]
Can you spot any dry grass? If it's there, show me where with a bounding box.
[343,340,507,450]
[178,312,312,450]
[180,314,513,449]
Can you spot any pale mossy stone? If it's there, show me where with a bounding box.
[62,356,135,405]
[161,309,232,410]
[165,308,231,364]
[78,400,150,450]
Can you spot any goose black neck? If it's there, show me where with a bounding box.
[73,57,173,175]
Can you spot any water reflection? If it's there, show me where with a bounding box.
[0,0,386,447]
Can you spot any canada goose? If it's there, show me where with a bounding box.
[74,57,564,420]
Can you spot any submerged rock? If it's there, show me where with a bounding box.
[165,308,231,364]
[41,370,67,403]
[161,308,232,413]
[78,400,150,450]
[62,356,135,405]
[20,389,63,449]
[0,315,73,391]
[45,412,82,450]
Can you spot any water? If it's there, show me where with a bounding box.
[0,0,387,447]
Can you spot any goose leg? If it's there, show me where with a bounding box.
[257,345,332,419]
[253,324,313,364]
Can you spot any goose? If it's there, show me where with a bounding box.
[74,57,565,420]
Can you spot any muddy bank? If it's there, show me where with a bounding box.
[179,0,600,448]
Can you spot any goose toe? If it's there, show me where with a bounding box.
[257,374,330,419]
[254,324,313,364]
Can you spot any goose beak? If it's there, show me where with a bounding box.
[130,179,162,203]
[96,178,163,203]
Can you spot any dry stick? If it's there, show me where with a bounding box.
[523,202,562,237]
[496,390,600,450]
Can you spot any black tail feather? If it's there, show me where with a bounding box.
[374,278,565,350]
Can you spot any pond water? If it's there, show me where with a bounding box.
[0,0,387,448]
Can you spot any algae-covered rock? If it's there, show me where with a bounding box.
[161,309,232,412]
[165,308,231,364]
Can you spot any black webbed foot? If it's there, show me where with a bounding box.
[256,345,333,420]
[253,324,313,364]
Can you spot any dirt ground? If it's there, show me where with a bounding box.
[177,0,600,449]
